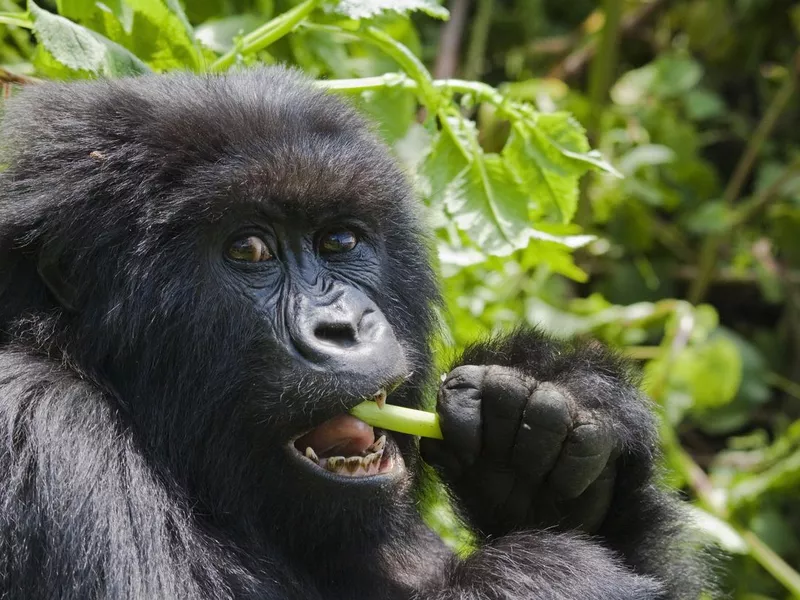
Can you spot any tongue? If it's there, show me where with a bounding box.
[295,415,375,456]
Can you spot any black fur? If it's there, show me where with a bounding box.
[0,69,708,599]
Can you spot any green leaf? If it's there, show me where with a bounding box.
[684,89,726,121]
[353,86,416,143]
[60,0,204,71]
[121,0,202,70]
[427,114,598,255]
[504,122,583,223]
[446,153,532,254]
[611,54,703,105]
[673,335,743,409]
[28,1,149,76]
[57,0,135,35]
[617,144,676,175]
[55,0,95,22]
[195,14,263,53]
[324,0,448,20]
[421,120,470,210]
[535,112,621,177]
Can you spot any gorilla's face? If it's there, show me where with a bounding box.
[215,212,411,486]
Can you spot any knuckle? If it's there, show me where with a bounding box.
[442,365,487,392]
[525,383,573,436]
[566,422,613,458]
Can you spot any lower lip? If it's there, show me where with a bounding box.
[286,432,405,483]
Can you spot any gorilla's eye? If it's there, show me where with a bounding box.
[227,236,273,262]
[320,230,358,254]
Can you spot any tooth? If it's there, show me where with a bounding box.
[326,456,344,472]
[345,456,361,473]
[305,447,319,463]
[373,435,386,452]
[373,388,386,409]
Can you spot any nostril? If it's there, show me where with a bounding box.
[313,322,358,348]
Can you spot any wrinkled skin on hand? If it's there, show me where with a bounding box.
[422,364,620,535]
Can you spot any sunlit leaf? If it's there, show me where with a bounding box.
[504,123,583,223]
[445,153,531,255]
[687,506,748,554]
[324,0,448,20]
[28,1,149,76]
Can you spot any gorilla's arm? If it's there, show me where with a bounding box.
[421,328,709,599]
[0,350,315,600]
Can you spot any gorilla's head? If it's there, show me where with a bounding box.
[0,68,439,555]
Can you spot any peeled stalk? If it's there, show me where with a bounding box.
[350,401,443,440]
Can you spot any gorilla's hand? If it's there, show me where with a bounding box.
[421,365,617,534]
[420,330,658,538]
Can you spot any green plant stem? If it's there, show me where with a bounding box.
[741,531,800,597]
[688,51,799,304]
[729,159,800,228]
[462,0,492,80]
[210,0,317,71]
[350,401,443,439]
[587,0,623,134]
[0,11,31,28]
[358,26,440,110]
[317,74,512,117]
[578,0,622,228]
[317,73,417,93]
[766,371,800,401]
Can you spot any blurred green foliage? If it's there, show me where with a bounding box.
[2,0,799,597]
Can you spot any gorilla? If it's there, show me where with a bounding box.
[0,69,708,599]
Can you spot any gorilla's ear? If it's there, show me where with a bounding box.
[37,254,79,312]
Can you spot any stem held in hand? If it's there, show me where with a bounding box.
[350,401,443,440]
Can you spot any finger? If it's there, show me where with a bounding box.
[547,418,613,500]
[511,383,572,485]
[560,460,617,533]
[480,366,534,462]
[437,365,486,467]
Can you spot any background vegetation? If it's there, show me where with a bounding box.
[2,0,799,597]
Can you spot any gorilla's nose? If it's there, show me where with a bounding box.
[313,317,360,348]
[290,288,407,381]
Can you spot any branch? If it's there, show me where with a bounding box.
[548,0,671,81]
[729,159,800,228]
[0,67,40,85]
[462,0,492,81]
[433,0,471,79]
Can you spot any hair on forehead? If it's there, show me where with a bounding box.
[0,67,413,240]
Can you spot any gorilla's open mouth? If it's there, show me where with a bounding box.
[288,392,403,481]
